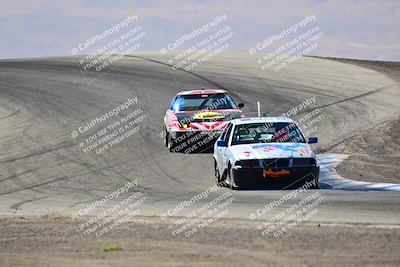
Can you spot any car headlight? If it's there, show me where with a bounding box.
[234,160,260,168]
[234,161,244,168]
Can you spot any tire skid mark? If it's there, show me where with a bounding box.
[125,55,245,103]
[0,109,22,122]
[9,196,50,211]
[0,163,137,196]
[0,168,39,183]
[307,86,386,113]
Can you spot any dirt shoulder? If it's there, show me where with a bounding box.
[321,57,400,184]
[0,216,399,267]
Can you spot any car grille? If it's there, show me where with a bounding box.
[237,158,316,168]
[277,158,289,167]
[293,158,316,166]
[261,158,316,168]
[261,159,289,168]
[262,159,279,168]
[191,117,224,122]
[238,159,260,168]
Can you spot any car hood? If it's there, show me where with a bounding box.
[175,110,241,123]
[230,143,316,160]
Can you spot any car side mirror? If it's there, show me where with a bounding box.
[217,140,228,147]
[308,137,318,144]
[238,103,244,109]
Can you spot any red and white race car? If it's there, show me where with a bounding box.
[163,89,244,152]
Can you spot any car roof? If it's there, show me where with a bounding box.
[177,89,228,96]
[231,117,295,125]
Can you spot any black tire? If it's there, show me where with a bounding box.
[164,128,168,147]
[214,161,219,184]
[310,179,320,189]
[214,160,223,186]
[166,132,176,152]
[227,165,239,190]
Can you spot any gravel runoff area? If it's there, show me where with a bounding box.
[1,216,399,267]
[321,57,400,184]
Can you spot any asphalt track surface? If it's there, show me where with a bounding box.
[0,53,399,225]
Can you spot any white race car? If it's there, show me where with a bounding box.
[213,117,319,189]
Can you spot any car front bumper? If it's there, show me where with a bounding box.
[232,166,320,188]
[171,130,222,144]
[169,130,223,152]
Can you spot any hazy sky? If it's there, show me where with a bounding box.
[0,0,399,60]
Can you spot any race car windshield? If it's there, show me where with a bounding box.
[231,122,306,145]
[172,93,237,112]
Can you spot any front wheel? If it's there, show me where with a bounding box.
[214,160,226,187]
[166,132,176,152]
[309,179,320,189]
[164,128,169,147]
[227,165,239,190]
